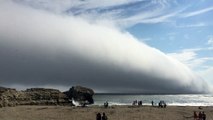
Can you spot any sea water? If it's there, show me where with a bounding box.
[93,94,213,106]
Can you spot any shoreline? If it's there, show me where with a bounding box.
[0,105,212,120]
[91,102,213,106]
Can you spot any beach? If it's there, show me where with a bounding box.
[0,105,212,120]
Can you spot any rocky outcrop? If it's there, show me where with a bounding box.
[0,86,94,107]
[0,87,19,107]
[64,86,94,105]
[21,88,70,106]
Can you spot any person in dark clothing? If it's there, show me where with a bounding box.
[104,101,109,108]
[193,111,198,120]
[202,111,206,120]
[198,112,202,120]
[151,101,154,106]
[102,112,108,120]
[96,113,101,120]
[138,101,142,106]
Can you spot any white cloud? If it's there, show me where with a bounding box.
[126,11,174,24]
[12,0,213,28]
[13,0,132,13]
[12,0,182,28]
[12,0,134,14]
[0,0,210,93]
[181,6,213,17]
[167,51,196,63]
[207,36,213,46]
[167,47,213,90]
[197,67,213,85]
[167,50,203,69]
[167,48,213,70]
[198,67,213,84]
[71,0,132,9]
[176,23,207,28]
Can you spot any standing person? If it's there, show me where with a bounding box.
[193,111,198,120]
[151,101,154,106]
[198,112,202,120]
[96,113,101,120]
[158,102,161,108]
[132,100,137,106]
[102,112,108,120]
[202,111,206,120]
[104,101,108,108]
[138,101,142,106]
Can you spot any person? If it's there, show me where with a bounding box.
[158,102,161,107]
[163,102,167,108]
[151,101,154,106]
[202,111,206,120]
[132,100,137,106]
[159,101,163,108]
[138,100,142,106]
[104,101,108,108]
[102,112,108,120]
[194,111,198,120]
[96,113,101,120]
[158,101,166,108]
[198,112,202,120]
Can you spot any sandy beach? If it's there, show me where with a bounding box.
[0,105,212,120]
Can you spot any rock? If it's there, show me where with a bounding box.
[22,88,71,105]
[0,86,95,107]
[0,87,19,107]
[0,87,72,107]
[64,86,94,105]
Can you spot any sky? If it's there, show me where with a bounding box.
[0,0,212,93]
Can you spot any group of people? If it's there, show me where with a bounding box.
[151,100,167,108]
[96,112,108,120]
[158,100,167,108]
[194,111,206,120]
[132,100,167,108]
[132,100,143,106]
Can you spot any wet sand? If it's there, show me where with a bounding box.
[0,105,213,120]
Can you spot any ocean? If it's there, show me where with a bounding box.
[93,94,213,106]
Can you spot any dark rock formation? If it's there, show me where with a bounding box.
[64,86,94,105]
[0,86,94,107]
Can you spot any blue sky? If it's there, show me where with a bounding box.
[1,0,212,92]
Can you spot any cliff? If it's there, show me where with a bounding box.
[0,86,94,107]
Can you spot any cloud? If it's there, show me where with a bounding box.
[13,0,132,14]
[123,9,181,24]
[202,67,213,78]
[167,48,213,92]
[207,36,213,46]
[13,0,183,27]
[181,6,213,18]
[167,48,213,70]
[167,50,204,69]
[197,67,213,84]
[167,51,197,64]
[176,23,207,28]
[0,1,210,93]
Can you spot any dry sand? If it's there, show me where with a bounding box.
[0,105,213,120]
